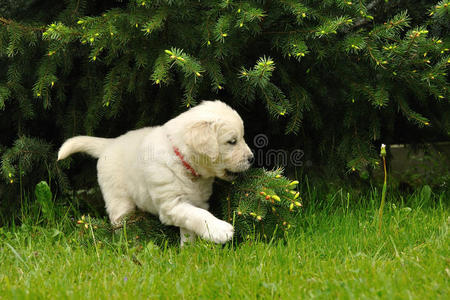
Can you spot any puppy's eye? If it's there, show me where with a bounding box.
[227,139,237,145]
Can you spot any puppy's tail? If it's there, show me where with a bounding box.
[57,136,112,160]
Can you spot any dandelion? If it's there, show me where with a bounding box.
[378,144,387,236]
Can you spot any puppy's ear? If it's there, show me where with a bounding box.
[184,121,219,160]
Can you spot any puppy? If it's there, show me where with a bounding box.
[58,100,253,245]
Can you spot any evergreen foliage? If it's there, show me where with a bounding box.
[214,168,301,241]
[0,0,449,207]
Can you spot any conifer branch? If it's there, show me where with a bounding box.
[0,17,45,32]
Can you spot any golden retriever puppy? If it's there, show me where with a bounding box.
[58,100,253,245]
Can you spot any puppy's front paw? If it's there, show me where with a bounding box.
[200,218,234,244]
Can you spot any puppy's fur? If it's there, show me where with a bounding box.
[58,101,253,245]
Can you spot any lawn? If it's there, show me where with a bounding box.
[0,188,448,299]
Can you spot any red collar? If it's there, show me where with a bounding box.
[173,146,200,177]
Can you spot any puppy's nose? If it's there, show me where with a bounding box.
[247,153,254,164]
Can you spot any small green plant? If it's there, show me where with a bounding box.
[35,181,55,224]
[214,168,302,241]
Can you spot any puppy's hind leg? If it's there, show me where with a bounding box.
[104,193,136,225]
[97,158,136,225]
[98,178,135,225]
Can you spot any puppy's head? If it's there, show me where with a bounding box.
[183,101,253,180]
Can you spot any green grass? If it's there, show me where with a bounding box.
[0,188,449,299]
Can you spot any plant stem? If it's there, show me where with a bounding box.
[377,156,387,236]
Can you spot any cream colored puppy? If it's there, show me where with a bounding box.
[58,100,253,245]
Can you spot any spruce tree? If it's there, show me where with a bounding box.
[0,0,449,221]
